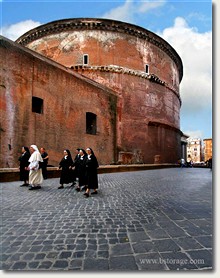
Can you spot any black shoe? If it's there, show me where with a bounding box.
[84,193,89,198]
[58,185,64,189]
[20,183,29,187]
[75,187,81,192]
[91,191,98,195]
[29,185,41,190]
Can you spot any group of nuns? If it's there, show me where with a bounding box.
[58,148,99,197]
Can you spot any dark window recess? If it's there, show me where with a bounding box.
[86,112,97,135]
[32,97,43,114]
[145,64,149,74]
[83,54,89,65]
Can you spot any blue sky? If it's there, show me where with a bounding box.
[0,0,213,140]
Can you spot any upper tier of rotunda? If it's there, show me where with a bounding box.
[16,18,183,82]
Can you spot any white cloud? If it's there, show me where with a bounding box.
[138,0,166,13]
[1,20,41,41]
[158,17,212,114]
[101,0,166,23]
[184,130,204,139]
[101,0,134,23]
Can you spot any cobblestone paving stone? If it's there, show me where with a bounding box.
[0,168,212,271]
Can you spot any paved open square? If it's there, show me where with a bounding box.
[0,168,212,271]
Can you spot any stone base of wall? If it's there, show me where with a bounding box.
[0,164,181,182]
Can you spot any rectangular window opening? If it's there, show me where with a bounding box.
[86,112,97,135]
[83,54,89,65]
[32,96,43,114]
[145,64,149,74]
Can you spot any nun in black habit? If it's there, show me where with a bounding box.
[75,149,88,192]
[84,148,99,197]
[70,148,80,187]
[58,149,73,189]
[18,146,30,186]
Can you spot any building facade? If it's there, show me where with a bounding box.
[203,138,212,162]
[0,18,183,167]
[186,138,202,163]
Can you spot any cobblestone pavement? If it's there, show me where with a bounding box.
[0,168,212,271]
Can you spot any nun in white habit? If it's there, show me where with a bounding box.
[28,145,43,190]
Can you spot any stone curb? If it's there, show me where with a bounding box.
[0,164,179,182]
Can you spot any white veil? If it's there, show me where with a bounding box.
[29,145,43,163]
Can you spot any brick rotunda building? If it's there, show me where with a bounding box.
[0,18,183,167]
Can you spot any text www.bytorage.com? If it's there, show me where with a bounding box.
[139,257,205,266]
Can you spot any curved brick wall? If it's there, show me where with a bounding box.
[4,18,183,165]
[17,18,182,86]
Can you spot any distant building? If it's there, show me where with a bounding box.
[181,134,189,161]
[203,138,212,162]
[187,138,202,163]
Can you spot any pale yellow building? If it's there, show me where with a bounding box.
[203,138,212,162]
[187,138,202,163]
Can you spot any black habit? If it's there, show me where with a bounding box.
[86,154,99,189]
[72,153,80,181]
[41,151,49,179]
[18,151,30,182]
[76,155,88,187]
[59,155,73,184]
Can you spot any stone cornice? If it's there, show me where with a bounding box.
[70,64,182,105]
[15,18,183,82]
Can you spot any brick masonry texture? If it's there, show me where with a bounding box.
[0,37,117,167]
[0,168,212,271]
[1,18,183,167]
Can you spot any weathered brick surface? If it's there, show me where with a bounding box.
[0,38,117,167]
[1,18,183,167]
[22,21,182,91]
